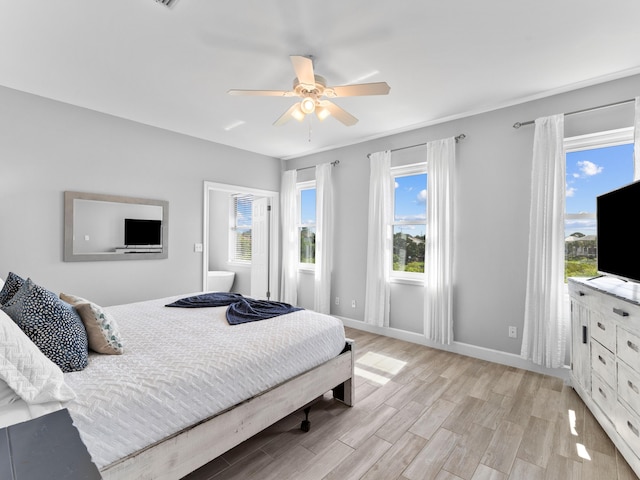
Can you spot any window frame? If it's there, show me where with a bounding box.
[390,162,427,283]
[563,126,634,280]
[564,127,634,225]
[228,194,253,265]
[297,180,316,272]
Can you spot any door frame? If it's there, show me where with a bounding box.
[202,181,280,300]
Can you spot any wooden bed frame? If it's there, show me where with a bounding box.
[100,340,355,480]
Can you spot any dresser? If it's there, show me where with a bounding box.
[569,276,640,476]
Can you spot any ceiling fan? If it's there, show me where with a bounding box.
[227,55,390,126]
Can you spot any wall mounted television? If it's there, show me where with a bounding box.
[596,179,640,283]
[124,218,162,246]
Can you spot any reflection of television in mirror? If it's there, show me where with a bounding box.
[597,180,640,283]
[124,219,162,246]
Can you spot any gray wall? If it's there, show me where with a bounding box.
[2,73,638,361]
[284,74,640,356]
[0,85,280,306]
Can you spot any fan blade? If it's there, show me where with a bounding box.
[273,103,305,126]
[320,101,358,126]
[326,82,390,97]
[227,89,294,97]
[290,55,315,88]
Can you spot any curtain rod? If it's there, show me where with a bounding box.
[366,134,466,159]
[512,98,636,129]
[296,159,339,172]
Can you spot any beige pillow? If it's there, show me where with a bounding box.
[59,293,124,355]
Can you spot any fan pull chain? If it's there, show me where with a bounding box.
[308,116,313,142]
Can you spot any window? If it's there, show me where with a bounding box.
[298,181,316,266]
[391,163,427,275]
[564,128,634,280]
[230,194,252,263]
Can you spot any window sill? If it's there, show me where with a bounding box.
[390,276,424,286]
[227,261,250,269]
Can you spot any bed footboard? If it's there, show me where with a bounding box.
[100,340,355,480]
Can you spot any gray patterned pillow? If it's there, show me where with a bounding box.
[1,279,89,372]
[0,272,25,306]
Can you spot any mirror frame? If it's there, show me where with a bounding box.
[64,191,169,262]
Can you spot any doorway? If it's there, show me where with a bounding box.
[202,181,280,300]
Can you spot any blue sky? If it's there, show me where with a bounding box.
[394,173,427,236]
[565,143,634,236]
[300,188,316,225]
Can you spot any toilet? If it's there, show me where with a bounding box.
[207,271,235,292]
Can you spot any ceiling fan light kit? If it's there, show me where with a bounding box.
[227,55,390,127]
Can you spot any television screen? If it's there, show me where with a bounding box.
[124,219,162,246]
[597,180,640,283]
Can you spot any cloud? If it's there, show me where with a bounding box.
[417,189,427,203]
[577,160,603,177]
[566,186,576,197]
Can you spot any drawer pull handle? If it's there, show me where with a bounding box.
[578,291,585,297]
[582,325,588,344]
[598,387,607,398]
[628,380,639,394]
[598,355,606,365]
[628,421,639,437]
[614,307,629,317]
[597,322,606,331]
[627,340,639,353]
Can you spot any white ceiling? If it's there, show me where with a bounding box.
[2,1,640,160]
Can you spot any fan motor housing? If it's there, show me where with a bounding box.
[294,75,327,97]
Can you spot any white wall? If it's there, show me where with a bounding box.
[0,85,280,306]
[283,74,640,363]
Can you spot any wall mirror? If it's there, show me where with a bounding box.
[64,191,169,262]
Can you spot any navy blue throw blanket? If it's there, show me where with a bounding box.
[165,292,303,325]
[165,292,243,308]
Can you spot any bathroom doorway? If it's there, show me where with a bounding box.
[202,181,280,300]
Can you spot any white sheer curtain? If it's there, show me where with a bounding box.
[280,170,298,305]
[424,138,456,345]
[634,96,640,181]
[521,114,567,368]
[364,151,392,327]
[314,163,334,314]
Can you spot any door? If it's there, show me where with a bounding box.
[251,197,270,300]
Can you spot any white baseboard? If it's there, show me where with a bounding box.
[339,317,570,381]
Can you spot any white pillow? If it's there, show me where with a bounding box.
[0,276,4,290]
[0,378,19,406]
[0,310,76,404]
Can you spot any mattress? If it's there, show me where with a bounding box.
[62,294,346,470]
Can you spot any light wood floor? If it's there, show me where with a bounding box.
[183,327,639,480]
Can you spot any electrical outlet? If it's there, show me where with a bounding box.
[335,297,340,305]
[194,243,203,253]
[508,326,517,338]
[351,300,356,308]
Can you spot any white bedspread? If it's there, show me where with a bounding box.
[62,294,346,470]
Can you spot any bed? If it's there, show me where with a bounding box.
[0,280,354,480]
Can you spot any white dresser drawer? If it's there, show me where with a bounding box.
[592,340,616,388]
[568,281,596,309]
[592,372,616,420]
[616,401,640,455]
[618,361,640,416]
[618,327,640,371]
[604,294,640,334]
[590,311,616,353]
